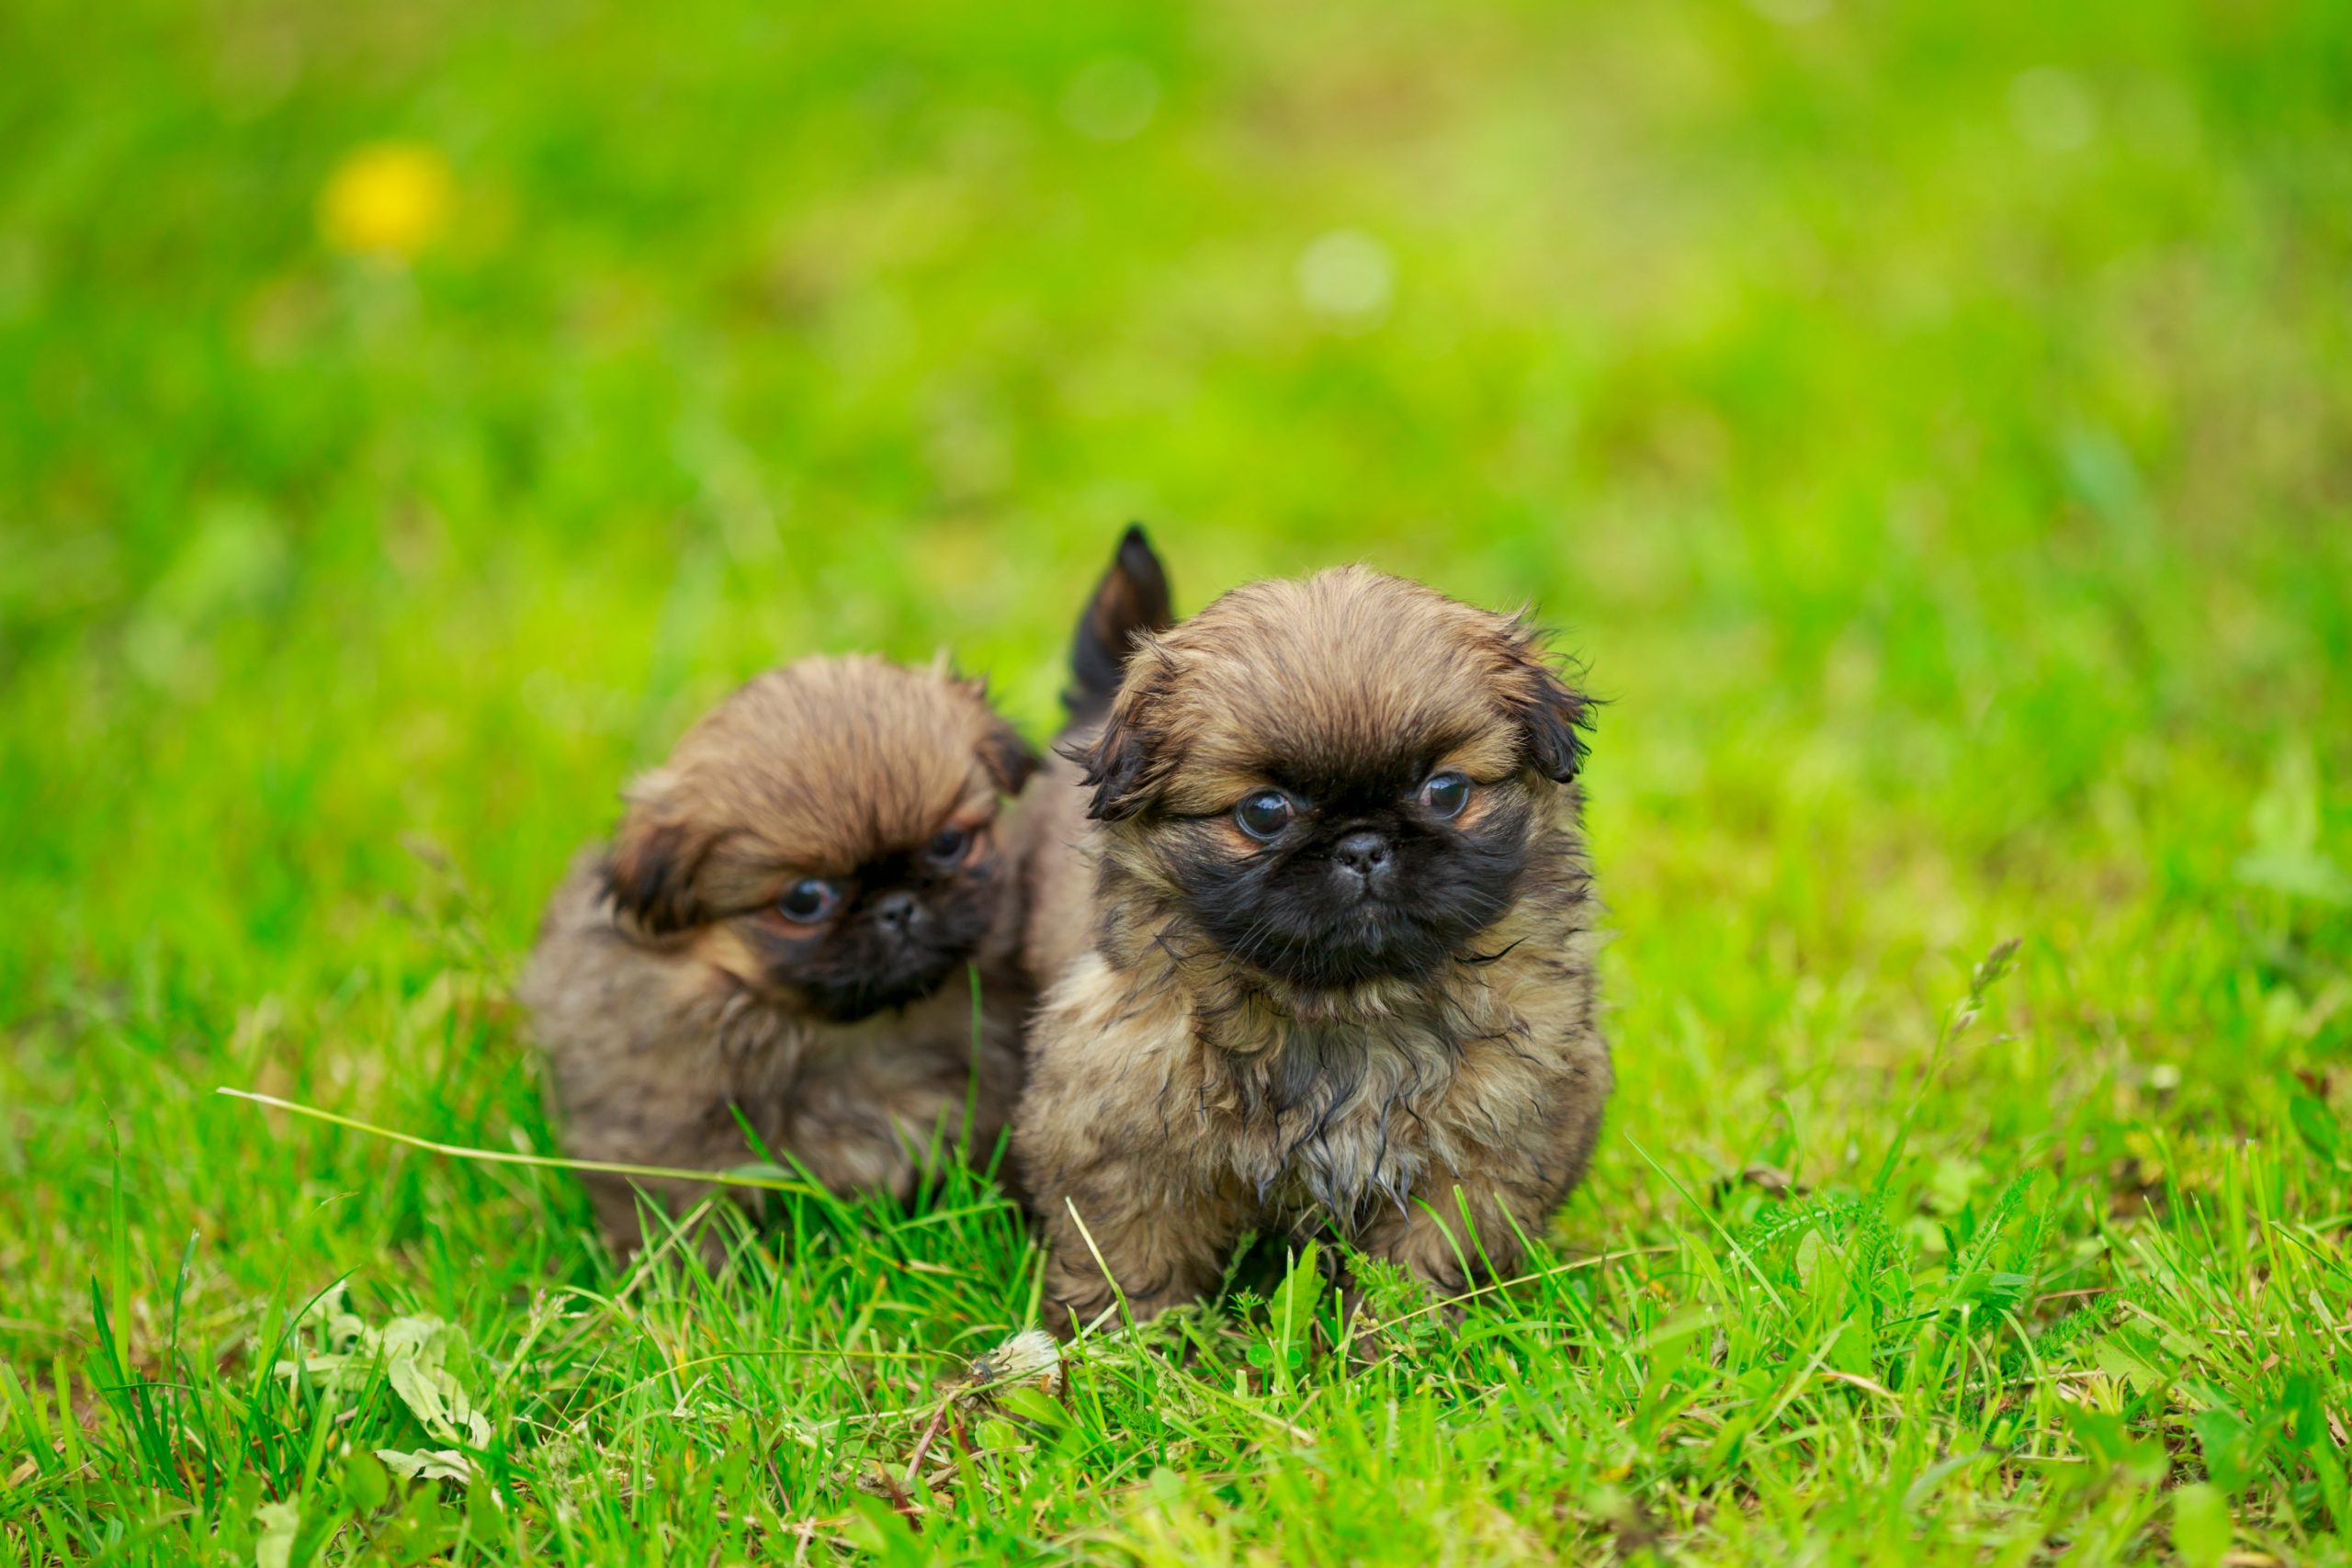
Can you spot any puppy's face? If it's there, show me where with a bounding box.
[1080,568,1589,993]
[605,657,1035,1022]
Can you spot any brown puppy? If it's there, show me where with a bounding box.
[521,656,1036,1257]
[1015,549,1609,1332]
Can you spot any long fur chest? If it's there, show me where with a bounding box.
[1196,1013,1539,1236]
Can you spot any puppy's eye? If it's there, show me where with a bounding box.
[925,826,970,867]
[1234,790,1296,840]
[1420,772,1472,820]
[777,879,841,924]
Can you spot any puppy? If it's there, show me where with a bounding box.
[520,655,1037,1257]
[1015,548,1609,1331]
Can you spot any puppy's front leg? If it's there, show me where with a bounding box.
[1017,959,1239,1334]
[1035,1169,1239,1335]
[1362,1176,1540,1307]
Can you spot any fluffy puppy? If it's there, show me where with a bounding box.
[1015,554,1610,1332]
[521,656,1037,1257]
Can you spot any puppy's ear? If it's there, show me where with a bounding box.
[1073,711,1150,821]
[978,716,1041,795]
[947,673,1040,795]
[1069,644,1171,821]
[604,770,710,934]
[1504,625,1594,784]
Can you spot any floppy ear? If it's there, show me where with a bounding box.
[1068,645,1172,821]
[603,771,710,934]
[1505,627,1594,784]
[1071,708,1153,821]
[946,672,1041,795]
[977,717,1042,795]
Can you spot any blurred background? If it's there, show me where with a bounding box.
[3,0,2347,1255]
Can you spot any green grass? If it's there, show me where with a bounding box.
[5,0,2351,1561]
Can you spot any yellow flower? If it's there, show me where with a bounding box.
[319,142,452,258]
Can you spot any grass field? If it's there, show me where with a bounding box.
[6,0,2352,1561]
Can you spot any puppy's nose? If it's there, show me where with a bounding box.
[1330,830,1393,881]
[872,891,922,933]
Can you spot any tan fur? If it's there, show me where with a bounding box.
[520,656,1034,1258]
[1014,568,1610,1331]
[1015,750,1102,992]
